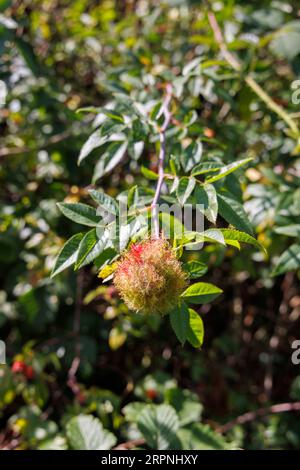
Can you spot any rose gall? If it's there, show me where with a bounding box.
[113,239,188,315]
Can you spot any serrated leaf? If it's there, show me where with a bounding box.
[78,131,107,165]
[137,404,179,450]
[176,177,196,205]
[187,308,204,348]
[191,161,223,176]
[169,302,189,345]
[183,260,208,278]
[182,282,222,304]
[272,243,300,276]
[220,228,265,252]
[66,415,116,450]
[75,229,97,268]
[195,184,218,224]
[88,189,117,215]
[205,158,252,184]
[203,229,226,245]
[217,192,254,235]
[57,203,100,227]
[92,140,128,182]
[181,140,203,172]
[78,131,126,165]
[85,232,113,269]
[51,233,83,278]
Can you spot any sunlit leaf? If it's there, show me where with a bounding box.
[205,158,252,184]
[66,415,116,450]
[182,282,222,304]
[57,203,100,227]
[51,233,83,278]
[187,308,204,348]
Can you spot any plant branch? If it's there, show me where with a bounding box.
[217,401,300,434]
[151,83,173,238]
[0,130,72,160]
[207,11,299,137]
[67,270,83,396]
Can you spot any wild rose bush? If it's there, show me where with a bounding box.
[1,0,300,451]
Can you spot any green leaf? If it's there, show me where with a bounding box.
[94,247,117,269]
[57,203,100,227]
[195,184,218,224]
[127,185,138,208]
[78,131,126,165]
[75,230,96,268]
[182,56,202,76]
[165,388,203,426]
[191,161,223,176]
[272,244,300,276]
[178,423,233,450]
[182,282,223,304]
[122,402,146,422]
[141,166,159,180]
[183,260,208,278]
[203,229,226,245]
[217,192,253,235]
[66,415,116,450]
[220,228,265,252]
[270,21,300,61]
[176,177,196,205]
[205,158,252,184]
[109,326,127,350]
[92,140,128,182]
[51,233,83,278]
[274,225,300,238]
[76,106,102,114]
[137,404,179,450]
[38,435,68,450]
[169,176,179,194]
[186,308,204,348]
[88,189,117,215]
[100,108,125,122]
[181,140,203,172]
[169,302,189,345]
[78,131,107,165]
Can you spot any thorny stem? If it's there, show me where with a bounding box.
[151,83,173,239]
[207,11,300,138]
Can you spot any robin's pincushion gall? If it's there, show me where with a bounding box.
[113,239,188,315]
